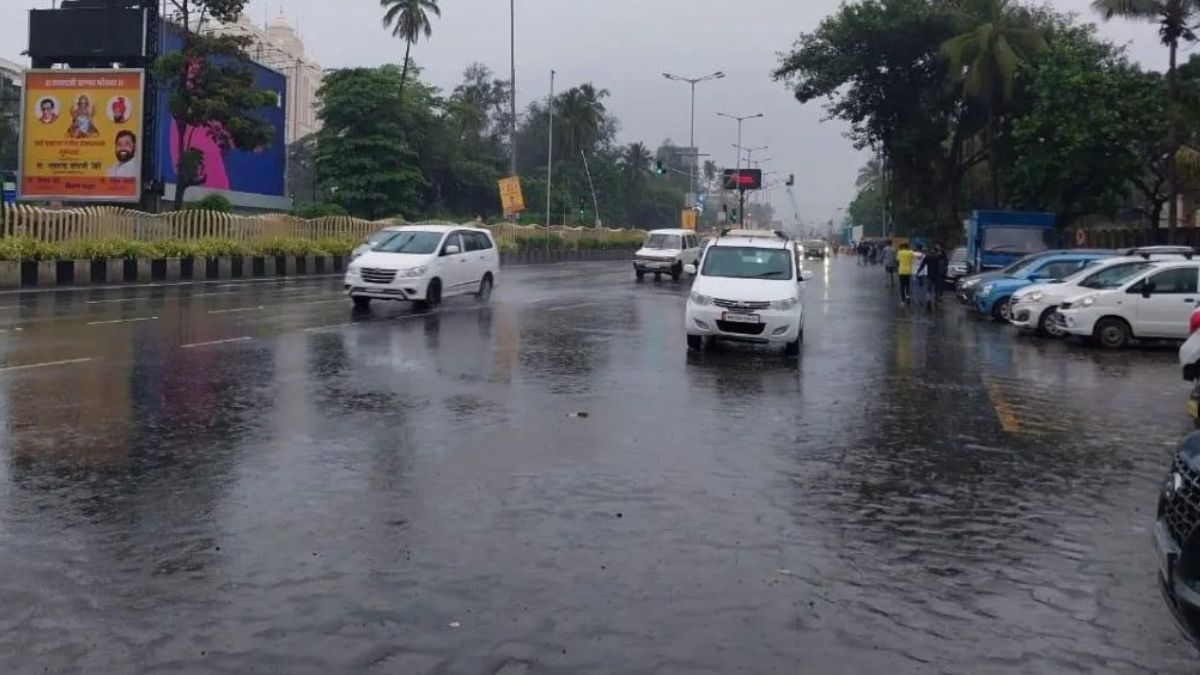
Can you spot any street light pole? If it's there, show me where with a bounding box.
[717,112,763,225]
[509,0,518,180]
[663,71,724,209]
[545,69,555,252]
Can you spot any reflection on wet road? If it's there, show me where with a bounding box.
[0,259,1194,673]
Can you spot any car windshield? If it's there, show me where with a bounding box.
[646,234,682,250]
[373,231,443,254]
[1002,256,1042,276]
[983,227,1053,255]
[1078,262,1153,289]
[1060,260,1105,284]
[701,246,794,280]
[367,229,397,245]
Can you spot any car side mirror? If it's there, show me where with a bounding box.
[684,263,697,275]
[444,245,461,255]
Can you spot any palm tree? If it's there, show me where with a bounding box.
[856,158,883,190]
[554,84,609,159]
[942,0,1046,204]
[622,142,652,178]
[380,0,441,99]
[1094,0,1200,242]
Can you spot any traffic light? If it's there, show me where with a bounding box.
[654,160,665,175]
[786,174,795,187]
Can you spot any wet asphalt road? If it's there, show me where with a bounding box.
[0,257,1195,674]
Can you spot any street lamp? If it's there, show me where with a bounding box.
[717,113,764,225]
[663,71,724,208]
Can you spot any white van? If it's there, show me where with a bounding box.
[634,229,701,282]
[345,225,499,310]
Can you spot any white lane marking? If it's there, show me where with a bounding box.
[302,299,344,305]
[86,316,159,326]
[0,357,95,373]
[303,322,359,332]
[86,298,139,305]
[180,336,253,350]
[547,302,604,313]
[208,306,265,315]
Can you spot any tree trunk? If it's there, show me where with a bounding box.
[1168,39,1180,245]
[399,40,413,99]
[173,121,188,211]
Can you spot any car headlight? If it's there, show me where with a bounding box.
[1080,294,1099,308]
[399,266,428,278]
[689,291,713,306]
[963,278,981,288]
[770,297,799,311]
[1028,291,1044,303]
[980,284,995,297]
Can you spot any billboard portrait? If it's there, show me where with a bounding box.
[19,69,145,202]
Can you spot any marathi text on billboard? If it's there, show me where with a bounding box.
[19,69,145,203]
[498,176,525,216]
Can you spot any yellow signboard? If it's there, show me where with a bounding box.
[19,69,145,203]
[498,176,525,215]
[680,209,697,231]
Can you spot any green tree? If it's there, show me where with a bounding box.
[380,0,441,99]
[157,0,277,210]
[314,66,426,219]
[1009,27,1167,227]
[554,84,611,159]
[856,157,883,189]
[1093,0,1200,241]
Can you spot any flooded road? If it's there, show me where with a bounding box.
[0,258,1193,674]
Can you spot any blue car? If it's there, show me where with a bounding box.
[974,251,1113,321]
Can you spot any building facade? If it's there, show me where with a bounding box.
[0,56,24,179]
[213,12,323,144]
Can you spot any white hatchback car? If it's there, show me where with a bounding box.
[1009,257,1163,336]
[634,229,702,282]
[1058,260,1200,348]
[345,225,499,310]
[684,231,812,355]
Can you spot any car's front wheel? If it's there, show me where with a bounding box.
[687,334,704,351]
[416,279,442,311]
[992,296,1012,322]
[1095,317,1132,350]
[671,262,682,282]
[635,269,645,282]
[352,296,371,310]
[784,336,801,356]
[1037,307,1062,337]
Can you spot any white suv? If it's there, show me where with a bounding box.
[634,229,701,282]
[1058,260,1200,348]
[684,231,812,355]
[345,225,499,310]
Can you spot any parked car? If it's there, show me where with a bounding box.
[946,246,970,284]
[344,225,499,310]
[685,230,813,356]
[955,249,1108,305]
[1179,308,1200,427]
[634,229,702,282]
[1009,254,1186,336]
[1152,431,1200,648]
[974,251,1112,321]
[1057,260,1200,348]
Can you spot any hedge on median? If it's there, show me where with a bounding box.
[0,236,361,262]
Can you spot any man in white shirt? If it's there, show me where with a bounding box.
[106,131,140,179]
[911,245,928,309]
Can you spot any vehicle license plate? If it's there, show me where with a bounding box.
[722,312,761,324]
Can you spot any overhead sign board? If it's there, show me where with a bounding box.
[498,176,525,215]
[722,169,762,191]
[19,68,145,203]
[680,209,697,231]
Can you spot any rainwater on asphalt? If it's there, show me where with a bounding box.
[0,259,1193,674]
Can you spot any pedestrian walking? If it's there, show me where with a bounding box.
[896,243,914,304]
[882,242,896,288]
[912,244,929,310]
[921,245,947,308]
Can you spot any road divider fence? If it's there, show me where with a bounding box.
[0,206,647,288]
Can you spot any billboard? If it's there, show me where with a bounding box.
[18,69,144,202]
[722,169,762,191]
[154,24,288,210]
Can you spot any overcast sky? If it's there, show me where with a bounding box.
[0,0,1183,223]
